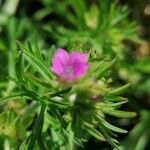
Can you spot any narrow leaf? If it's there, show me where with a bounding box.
[25,73,53,89]
[47,45,56,67]
[33,33,43,61]
[102,109,137,118]
[15,52,24,84]
[108,83,131,95]
[16,41,53,80]
[83,122,105,141]
[99,121,119,149]
[0,94,26,105]
[100,118,128,133]
[27,104,46,150]
[95,59,116,79]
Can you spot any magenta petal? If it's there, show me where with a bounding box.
[51,48,69,76]
[52,48,70,66]
[70,51,88,63]
[73,63,89,77]
[70,51,89,77]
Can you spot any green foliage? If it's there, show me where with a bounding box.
[120,111,150,150]
[0,39,136,149]
[42,0,140,58]
[0,0,149,149]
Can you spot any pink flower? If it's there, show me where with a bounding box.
[51,48,88,80]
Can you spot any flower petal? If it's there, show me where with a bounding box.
[73,62,89,77]
[51,48,69,76]
[70,51,88,63]
[70,51,89,78]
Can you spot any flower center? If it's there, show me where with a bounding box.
[64,66,73,76]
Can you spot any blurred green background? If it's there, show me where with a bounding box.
[0,0,149,149]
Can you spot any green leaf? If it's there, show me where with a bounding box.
[47,100,70,109]
[27,104,46,150]
[6,51,16,95]
[108,83,131,95]
[87,60,105,74]
[0,94,27,105]
[33,33,44,62]
[22,103,39,120]
[83,122,105,141]
[47,45,56,67]
[102,109,137,118]
[15,52,24,84]
[95,59,116,79]
[16,41,54,80]
[27,34,44,61]
[98,121,119,149]
[104,96,127,102]
[49,87,72,97]
[23,89,45,103]
[25,73,53,89]
[27,41,34,53]
[121,111,150,150]
[100,118,128,133]
[97,99,128,109]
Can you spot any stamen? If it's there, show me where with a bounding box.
[64,66,73,75]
